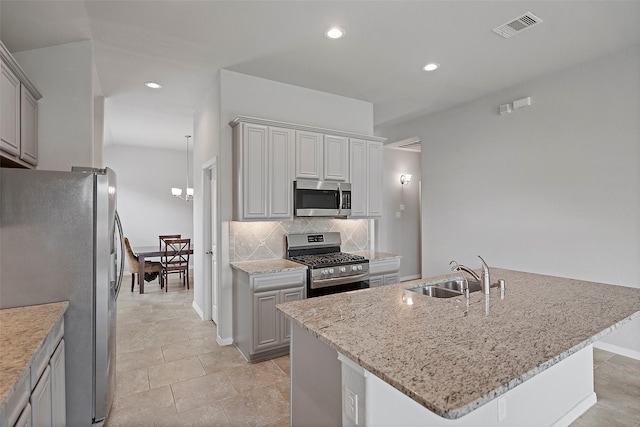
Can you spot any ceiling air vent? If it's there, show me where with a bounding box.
[385,137,421,153]
[493,12,543,39]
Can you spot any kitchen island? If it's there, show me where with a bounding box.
[277,268,640,426]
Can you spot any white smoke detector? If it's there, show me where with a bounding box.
[493,12,543,38]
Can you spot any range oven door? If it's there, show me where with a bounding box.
[294,179,351,217]
[308,272,369,298]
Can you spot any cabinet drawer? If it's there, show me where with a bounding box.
[369,258,401,275]
[251,270,306,292]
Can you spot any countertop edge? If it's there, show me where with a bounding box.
[230,259,307,275]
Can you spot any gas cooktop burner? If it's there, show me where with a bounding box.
[289,252,366,268]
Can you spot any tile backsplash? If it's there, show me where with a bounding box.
[230,218,370,262]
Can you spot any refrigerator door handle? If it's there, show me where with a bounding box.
[114,211,125,299]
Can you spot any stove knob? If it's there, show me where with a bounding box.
[351,265,358,271]
[357,265,363,271]
[321,269,329,276]
[339,267,346,273]
[328,268,335,274]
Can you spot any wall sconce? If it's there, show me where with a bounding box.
[400,174,412,185]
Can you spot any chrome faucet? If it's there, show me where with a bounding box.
[449,255,491,296]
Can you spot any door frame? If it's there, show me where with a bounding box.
[202,156,219,323]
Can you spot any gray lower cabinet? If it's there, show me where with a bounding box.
[235,269,306,362]
[369,257,401,287]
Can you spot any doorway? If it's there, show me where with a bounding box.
[202,158,219,324]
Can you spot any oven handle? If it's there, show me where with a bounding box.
[312,272,369,289]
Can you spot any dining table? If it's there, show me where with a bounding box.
[132,245,194,294]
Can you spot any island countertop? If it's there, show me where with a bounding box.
[0,301,68,406]
[277,268,640,419]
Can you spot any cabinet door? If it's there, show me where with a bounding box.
[295,131,322,179]
[269,127,294,218]
[14,403,32,427]
[323,135,349,181]
[30,365,52,427]
[280,287,305,344]
[367,141,384,217]
[20,86,38,166]
[369,275,383,288]
[253,290,280,352]
[1,60,21,156]
[50,340,66,427]
[349,139,367,217]
[243,124,269,219]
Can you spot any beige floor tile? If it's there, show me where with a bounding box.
[117,347,165,373]
[225,360,288,394]
[154,402,230,427]
[273,377,291,402]
[594,358,640,415]
[116,367,149,397]
[272,355,290,377]
[109,385,176,426]
[571,402,640,427]
[117,334,146,353]
[144,329,191,349]
[147,356,206,389]
[186,321,218,339]
[171,371,238,413]
[220,385,289,426]
[199,346,248,374]
[593,347,616,369]
[162,335,220,362]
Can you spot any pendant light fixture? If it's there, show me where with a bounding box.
[171,135,194,201]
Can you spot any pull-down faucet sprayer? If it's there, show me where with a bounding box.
[449,255,491,296]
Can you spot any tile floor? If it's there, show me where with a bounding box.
[107,274,640,427]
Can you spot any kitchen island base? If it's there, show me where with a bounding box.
[291,323,597,427]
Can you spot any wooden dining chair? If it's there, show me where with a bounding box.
[161,238,191,292]
[159,234,183,281]
[124,237,163,291]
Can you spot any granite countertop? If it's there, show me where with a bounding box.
[277,268,640,419]
[0,301,68,405]
[348,250,401,261]
[230,258,307,275]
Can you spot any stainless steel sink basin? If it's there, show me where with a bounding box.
[405,279,482,298]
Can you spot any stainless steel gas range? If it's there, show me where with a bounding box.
[286,232,369,298]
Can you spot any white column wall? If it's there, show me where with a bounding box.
[192,70,374,343]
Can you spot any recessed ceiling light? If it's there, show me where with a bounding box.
[423,63,440,72]
[144,82,162,89]
[325,27,345,39]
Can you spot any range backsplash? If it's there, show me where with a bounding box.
[230,218,370,262]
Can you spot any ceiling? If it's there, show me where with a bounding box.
[1,1,639,150]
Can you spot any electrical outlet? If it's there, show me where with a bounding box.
[399,204,405,211]
[396,211,401,219]
[498,396,507,422]
[344,386,358,425]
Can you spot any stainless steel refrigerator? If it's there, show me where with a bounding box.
[0,167,124,426]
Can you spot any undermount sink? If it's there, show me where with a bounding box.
[405,279,482,298]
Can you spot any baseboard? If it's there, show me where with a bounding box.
[217,335,234,346]
[192,300,204,320]
[594,341,640,360]
[551,392,597,427]
[401,274,421,282]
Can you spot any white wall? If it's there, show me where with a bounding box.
[103,145,193,270]
[378,148,421,279]
[14,41,95,171]
[192,69,375,344]
[376,45,640,354]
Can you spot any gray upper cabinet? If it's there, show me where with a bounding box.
[295,130,323,179]
[0,41,41,168]
[232,121,294,221]
[350,139,383,218]
[230,116,385,220]
[322,134,349,181]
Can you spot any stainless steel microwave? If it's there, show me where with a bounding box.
[294,180,352,217]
